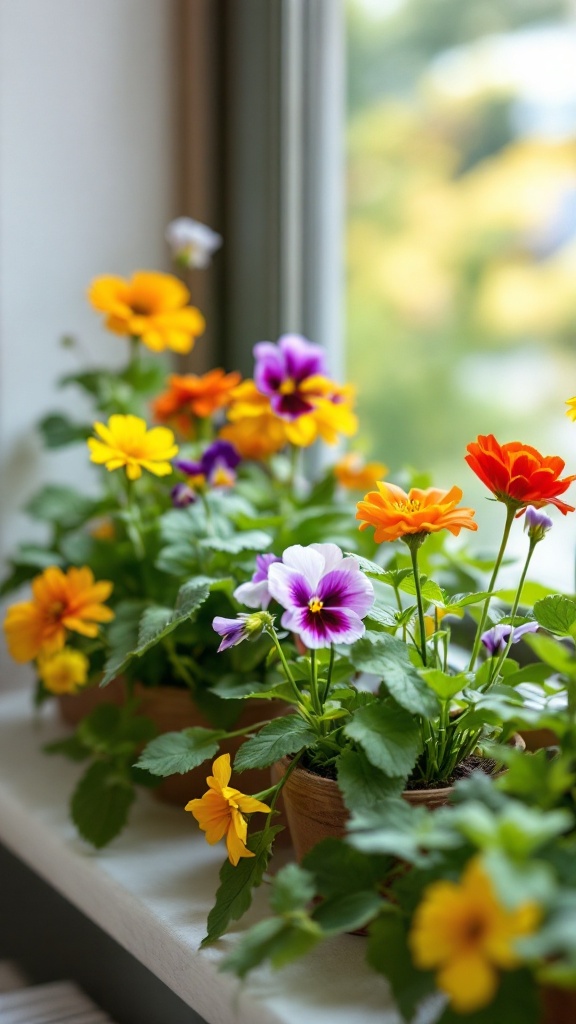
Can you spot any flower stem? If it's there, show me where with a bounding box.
[266,628,306,710]
[488,539,537,685]
[468,503,517,671]
[406,537,427,666]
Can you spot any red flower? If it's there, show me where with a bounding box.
[465,434,576,515]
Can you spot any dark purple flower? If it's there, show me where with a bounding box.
[234,553,282,609]
[213,612,270,652]
[174,440,241,490]
[253,334,327,420]
[524,505,553,542]
[171,482,196,508]
[481,621,539,657]
[267,543,374,649]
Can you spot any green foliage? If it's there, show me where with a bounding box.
[269,864,316,914]
[533,596,576,638]
[234,716,317,772]
[302,836,391,898]
[312,890,384,934]
[202,826,282,946]
[366,911,435,1023]
[344,700,421,777]
[336,748,404,813]
[71,760,136,849]
[25,484,105,531]
[349,632,439,716]
[37,412,91,448]
[135,727,225,777]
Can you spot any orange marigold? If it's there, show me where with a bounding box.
[465,434,576,515]
[335,452,389,491]
[3,566,114,663]
[88,271,205,354]
[357,482,478,544]
[152,369,241,436]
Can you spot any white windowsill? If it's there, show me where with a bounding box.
[0,688,399,1024]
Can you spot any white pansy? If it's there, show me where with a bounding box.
[165,217,223,269]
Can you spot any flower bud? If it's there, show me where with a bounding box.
[524,505,553,543]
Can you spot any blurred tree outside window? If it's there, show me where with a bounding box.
[345,0,576,584]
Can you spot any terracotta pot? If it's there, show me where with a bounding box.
[273,734,526,862]
[519,728,558,752]
[57,682,279,806]
[540,984,576,1024]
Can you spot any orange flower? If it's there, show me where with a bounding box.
[3,566,114,663]
[466,434,576,515]
[152,369,241,436]
[185,753,271,866]
[88,271,205,354]
[357,482,477,543]
[335,452,389,491]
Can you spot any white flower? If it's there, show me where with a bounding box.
[165,217,223,269]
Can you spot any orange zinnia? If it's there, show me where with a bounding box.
[357,483,477,544]
[465,434,576,515]
[152,369,241,435]
[3,566,114,663]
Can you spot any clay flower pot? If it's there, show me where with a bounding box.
[58,681,276,805]
[540,984,576,1024]
[273,733,526,862]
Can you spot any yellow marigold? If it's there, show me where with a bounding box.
[409,858,540,1014]
[3,566,114,663]
[152,369,242,437]
[357,482,477,543]
[38,647,89,694]
[335,452,389,491]
[88,414,178,480]
[88,270,205,354]
[185,753,271,866]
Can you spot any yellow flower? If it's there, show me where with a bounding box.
[88,270,205,354]
[88,414,178,480]
[185,753,271,866]
[335,452,389,491]
[566,396,576,422]
[38,647,89,694]
[409,858,540,1014]
[3,566,114,663]
[283,380,358,447]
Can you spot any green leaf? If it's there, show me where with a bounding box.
[524,633,576,679]
[399,572,444,604]
[336,748,404,813]
[202,826,282,945]
[37,412,91,448]
[344,701,421,778]
[302,837,390,899]
[420,669,468,700]
[234,716,317,772]
[534,595,576,636]
[199,530,272,555]
[436,969,539,1024]
[220,916,321,979]
[101,600,147,685]
[313,891,383,934]
[71,761,135,848]
[43,735,90,762]
[367,912,435,1022]
[25,484,102,530]
[136,580,211,654]
[349,633,439,716]
[269,864,316,914]
[135,728,225,776]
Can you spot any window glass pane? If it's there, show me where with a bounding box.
[345,0,576,584]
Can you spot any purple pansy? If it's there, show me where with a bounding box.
[481,621,539,657]
[267,543,374,649]
[234,553,282,609]
[253,334,327,420]
[174,440,241,489]
[525,505,553,541]
[171,482,196,508]
[213,612,268,652]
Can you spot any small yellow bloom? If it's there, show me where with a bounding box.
[185,753,271,866]
[409,858,540,1014]
[38,647,89,694]
[335,452,389,491]
[88,271,205,354]
[566,396,576,422]
[88,414,178,481]
[3,566,114,663]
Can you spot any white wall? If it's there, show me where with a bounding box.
[0,0,180,689]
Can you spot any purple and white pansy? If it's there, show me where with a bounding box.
[266,543,374,649]
[480,621,539,657]
[172,441,241,505]
[253,334,327,420]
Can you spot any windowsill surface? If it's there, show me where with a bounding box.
[0,688,399,1024]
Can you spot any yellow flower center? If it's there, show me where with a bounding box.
[394,499,421,512]
[308,597,324,613]
[279,379,297,395]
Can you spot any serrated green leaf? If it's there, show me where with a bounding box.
[234,715,317,772]
[269,864,316,914]
[25,484,102,530]
[37,412,91,448]
[336,748,404,813]
[313,890,383,934]
[198,530,272,555]
[348,633,439,716]
[202,826,282,945]
[101,599,147,685]
[71,761,135,848]
[399,572,444,604]
[344,701,421,778]
[135,727,224,776]
[534,595,576,637]
[302,837,390,899]
[136,580,211,653]
[420,669,469,700]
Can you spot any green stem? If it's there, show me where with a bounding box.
[488,539,537,686]
[468,503,517,671]
[266,628,310,717]
[407,538,427,666]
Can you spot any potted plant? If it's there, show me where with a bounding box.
[136,427,575,944]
